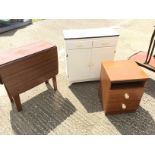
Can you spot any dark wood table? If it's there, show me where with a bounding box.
[0,41,58,112]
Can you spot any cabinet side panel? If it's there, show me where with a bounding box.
[100,65,111,112]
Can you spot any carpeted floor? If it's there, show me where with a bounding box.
[0,19,155,135]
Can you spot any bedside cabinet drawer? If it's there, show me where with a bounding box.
[93,37,118,48]
[105,86,144,114]
[109,86,144,102]
[65,39,92,50]
[105,99,140,114]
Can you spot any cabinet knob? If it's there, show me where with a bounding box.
[122,103,126,110]
[124,93,129,99]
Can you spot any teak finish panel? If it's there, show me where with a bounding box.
[0,47,58,96]
[106,87,144,114]
[0,41,58,112]
[102,60,148,82]
[0,41,55,66]
[100,60,149,115]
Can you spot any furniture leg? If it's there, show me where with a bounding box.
[52,76,57,91]
[13,95,22,112]
[0,77,2,84]
[45,80,49,84]
[4,85,13,103]
[6,88,13,103]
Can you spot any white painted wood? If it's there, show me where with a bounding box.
[63,27,119,39]
[67,49,92,82]
[65,39,92,50]
[92,37,118,48]
[63,27,119,84]
[91,47,115,79]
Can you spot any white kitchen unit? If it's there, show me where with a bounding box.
[63,27,119,84]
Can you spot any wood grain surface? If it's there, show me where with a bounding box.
[100,60,149,114]
[0,41,58,111]
[102,60,148,82]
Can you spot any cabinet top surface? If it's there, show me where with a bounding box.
[63,27,119,40]
[0,41,56,66]
[102,60,149,82]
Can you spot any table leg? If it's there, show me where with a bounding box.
[52,76,57,91]
[13,95,22,112]
[4,86,13,103]
[45,80,49,84]
[0,78,2,84]
[7,91,13,103]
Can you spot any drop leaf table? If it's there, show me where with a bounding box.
[0,41,58,112]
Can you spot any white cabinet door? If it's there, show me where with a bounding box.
[67,49,92,82]
[91,47,115,79]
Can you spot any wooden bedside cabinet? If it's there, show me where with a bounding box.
[63,28,119,84]
[100,60,149,115]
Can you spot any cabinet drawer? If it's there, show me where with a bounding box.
[65,39,92,50]
[106,99,139,114]
[109,86,144,103]
[105,87,144,113]
[93,37,118,48]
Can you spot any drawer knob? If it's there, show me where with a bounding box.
[122,103,126,110]
[124,93,129,99]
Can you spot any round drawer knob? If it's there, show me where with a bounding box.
[124,93,130,99]
[122,103,126,110]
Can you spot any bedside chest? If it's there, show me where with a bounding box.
[63,28,119,84]
[100,60,149,115]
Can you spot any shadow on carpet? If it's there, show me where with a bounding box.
[10,89,76,135]
[69,81,102,113]
[145,78,155,99]
[107,106,155,135]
